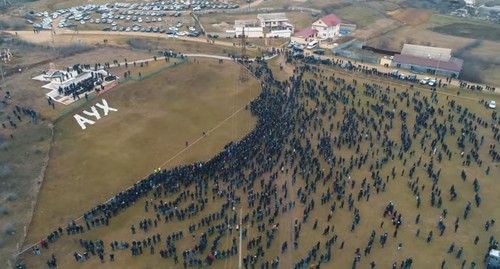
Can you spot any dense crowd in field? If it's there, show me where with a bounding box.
[15,52,500,269]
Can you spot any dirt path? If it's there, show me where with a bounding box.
[10,29,499,91]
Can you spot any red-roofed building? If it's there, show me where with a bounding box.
[291,28,318,44]
[312,14,341,39]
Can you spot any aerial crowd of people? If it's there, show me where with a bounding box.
[15,50,499,269]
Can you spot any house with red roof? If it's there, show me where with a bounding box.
[311,14,342,39]
[291,28,318,44]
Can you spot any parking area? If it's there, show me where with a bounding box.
[28,1,242,37]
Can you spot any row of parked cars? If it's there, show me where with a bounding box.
[102,24,200,37]
[115,1,240,11]
[419,77,438,87]
[28,0,239,30]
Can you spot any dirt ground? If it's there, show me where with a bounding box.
[16,55,500,269]
[388,8,432,26]
[8,30,266,58]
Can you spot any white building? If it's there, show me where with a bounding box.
[233,20,263,38]
[311,14,342,39]
[257,13,294,37]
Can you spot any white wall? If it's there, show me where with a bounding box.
[235,26,264,38]
[269,29,292,38]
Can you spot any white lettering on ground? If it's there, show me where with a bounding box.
[74,99,118,130]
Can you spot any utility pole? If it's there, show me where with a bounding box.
[238,208,243,269]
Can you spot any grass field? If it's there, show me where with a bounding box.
[335,5,386,27]
[23,57,261,246]
[432,23,500,42]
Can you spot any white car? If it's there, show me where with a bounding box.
[427,79,436,86]
[489,100,496,109]
[420,77,430,84]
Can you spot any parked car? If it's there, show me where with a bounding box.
[489,100,496,109]
[420,77,430,84]
[313,49,325,55]
[427,79,436,87]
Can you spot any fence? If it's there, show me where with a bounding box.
[332,39,380,64]
[122,58,188,81]
[194,6,321,16]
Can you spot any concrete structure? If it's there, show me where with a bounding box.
[33,66,110,105]
[391,44,464,77]
[257,13,293,32]
[311,14,341,39]
[230,14,293,38]
[291,28,317,44]
[380,57,392,67]
[233,20,263,38]
[401,44,452,61]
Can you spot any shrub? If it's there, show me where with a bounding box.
[2,223,16,235]
[4,192,17,201]
[0,206,8,216]
[126,38,151,50]
[0,164,10,177]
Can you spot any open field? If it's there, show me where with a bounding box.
[24,57,260,243]
[335,5,386,28]
[433,23,500,42]
[388,8,432,25]
[16,54,500,269]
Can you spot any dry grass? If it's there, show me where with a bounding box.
[18,55,500,269]
[388,8,432,26]
[335,5,386,27]
[24,58,260,244]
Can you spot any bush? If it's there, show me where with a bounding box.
[4,192,17,201]
[0,206,8,216]
[126,38,152,50]
[56,44,93,57]
[0,164,10,177]
[2,223,16,235]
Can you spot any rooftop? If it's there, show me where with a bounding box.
[393,54,464,72]
[257,13,288,22]
[318,14,341,27]
[401,44,452,61]
[234,20,259,27]
[294,28,318,38]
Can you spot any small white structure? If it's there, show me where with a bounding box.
[311,14,341,39]
[233,20,263,38]
[32,63,111,105]
[257,13,289,28]
[232,14,294,38]
[257,13,294,37]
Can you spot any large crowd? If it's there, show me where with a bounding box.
[16,51,499,269]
